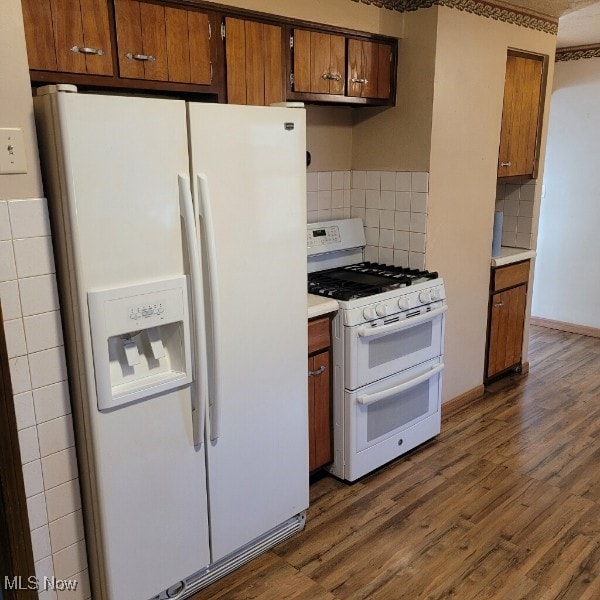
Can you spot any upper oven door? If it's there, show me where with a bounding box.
[345,305,446,390]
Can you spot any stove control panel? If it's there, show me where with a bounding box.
[346,282,446,326]
[307,225,340,248]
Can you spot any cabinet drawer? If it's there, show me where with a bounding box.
[493,261,530,292]
[308,317,330,354]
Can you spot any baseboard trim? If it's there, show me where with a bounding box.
[441,384,485,421]
[530,317,600,339]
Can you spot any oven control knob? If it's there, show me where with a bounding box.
[431,288,441,301]
[418,291,431,304]
[375,304,388,317]
[363,307,377,320]
[398,297,409,310]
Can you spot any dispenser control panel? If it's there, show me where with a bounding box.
[88,276,191,411]
[129,302,165,320]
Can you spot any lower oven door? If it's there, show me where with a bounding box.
[344,358,443,481]
[345,304,446,390]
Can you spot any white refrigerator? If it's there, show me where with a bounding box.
[33,86,309,600]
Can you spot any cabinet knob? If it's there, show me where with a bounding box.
[125,52,156,62]
[500,162,512,167]
[351,77,369,85]
[494,301,504,308]
[71,46,104,56]
[308,365,326,377]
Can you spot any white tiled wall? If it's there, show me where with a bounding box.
[0,198,90,600]
[307,170,430,270]
[495,180,536,249]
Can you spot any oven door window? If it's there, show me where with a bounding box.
[345,309,445,391]
[351,361,442,452]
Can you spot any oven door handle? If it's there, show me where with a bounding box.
[357,305,447,338]
[357,363,444,406]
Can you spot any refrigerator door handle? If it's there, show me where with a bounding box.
[196,173,221,441]
[178,174,208,447]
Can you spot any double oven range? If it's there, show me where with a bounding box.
[307,219,447,481]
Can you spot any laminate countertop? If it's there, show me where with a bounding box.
[307,294,338,319]
[491,246,536,267]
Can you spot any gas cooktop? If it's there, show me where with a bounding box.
[308,262,439,301]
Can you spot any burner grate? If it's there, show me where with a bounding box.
[308,262,438,301]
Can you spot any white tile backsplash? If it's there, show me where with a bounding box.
[411,172,429,193]
[365,208,379,228]
[2,198,85,600]
[317,190,331,210]
[8,199,51,239]
[495,181,537,249]
[0,201,12,240]
[380,171,396,191]
[53,540,87,580]
[317,171,332,191]
[365,189,380,209]
[395,172,411,192]
[380,191,395,211]
[365,171,380,190]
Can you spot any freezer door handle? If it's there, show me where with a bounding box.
[179,174,208,447]
[197,174,222,441]
[357,363,444,406]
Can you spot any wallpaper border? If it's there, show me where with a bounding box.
[555,44,600,62]
[351,0,558,34]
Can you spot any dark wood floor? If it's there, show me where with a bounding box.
[191,326,600,599]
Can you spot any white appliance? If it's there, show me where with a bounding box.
[307,219,446,481]
[33,85,309,600]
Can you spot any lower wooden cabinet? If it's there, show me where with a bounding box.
[485,260,530,381]
[307,316,333,473]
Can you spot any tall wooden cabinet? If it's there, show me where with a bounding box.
[485,260,530,381]
[21,0,113,75]
[497,51,546,178]
[224,17,284,106]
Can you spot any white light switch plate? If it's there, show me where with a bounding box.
[0,128,28,174]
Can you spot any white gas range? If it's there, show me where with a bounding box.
[307,218,447,481]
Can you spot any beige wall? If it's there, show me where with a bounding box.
[352,7,438,172]
[0,0,42,200]
[427,6,556,402]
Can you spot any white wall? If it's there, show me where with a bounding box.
[532,57,600,329]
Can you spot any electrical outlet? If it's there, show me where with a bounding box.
[0,128,27,174]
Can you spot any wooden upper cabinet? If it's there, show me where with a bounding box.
[348,39,392,99]
[114,0,212,84]
[224,17,284,106]
[497,51,545,178]
[22,0,113,75]
[292,29,345,95]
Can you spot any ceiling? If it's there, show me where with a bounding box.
[505,0,600,46]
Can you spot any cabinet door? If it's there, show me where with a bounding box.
[115,0,211,84]
[487,285,527,378]
[225,18,284,106]
[308,352,332,472]
[22,0,113,75]
[293,29,345,95]
[348,39,392,99]
[497,52,544,178]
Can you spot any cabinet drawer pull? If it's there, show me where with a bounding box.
[71,46,104,56]
[321,72,342,81]
[308,365,326,377]
[500,161,512,167]
[351,77,368,84]
[125,52,156,62]
[494,301,504,308]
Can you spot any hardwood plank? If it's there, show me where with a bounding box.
[264,23,284,106]
[51,0,86,73]
[245,21,265,106]
[21,0,57,71]
[114,0,144,79]
[139,2,168,81]
[165,6,190,83]
[225,17,247,104]
[79,0,113,75]
[188,11,211,85]
[293,28,311,93]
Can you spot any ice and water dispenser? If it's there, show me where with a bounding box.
[88,277,192,411]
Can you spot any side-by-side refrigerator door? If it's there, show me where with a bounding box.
[187,103,309,562]
[33,88,210,600]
